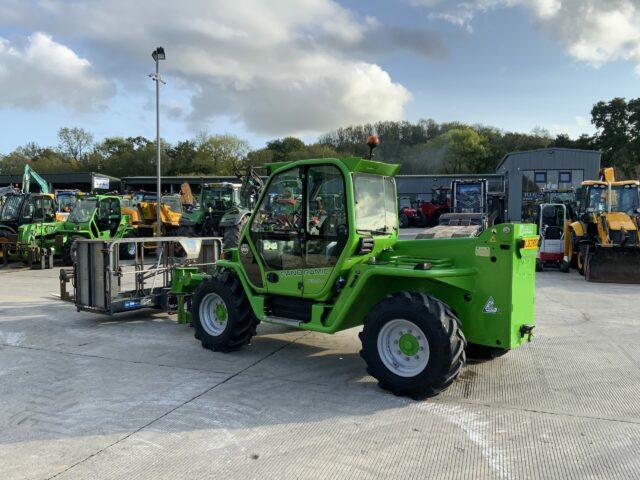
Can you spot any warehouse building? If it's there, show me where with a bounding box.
[396,174,505,202]
[0,171,120,192]
[496,148,601,222]
[122,175,238,194]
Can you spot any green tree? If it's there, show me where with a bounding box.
[438,128,490,174]
[193,134,249,175]
[167,140,197,175]
[591,97,638,177]
[57,127,94,163]
[266,137,306,162]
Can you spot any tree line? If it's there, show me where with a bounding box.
[1,98,638,179]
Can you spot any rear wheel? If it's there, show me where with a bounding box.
[119,232,137,259]
[190,271,259,352]
[360,292,466,398]
[222,215,249,249]
[431,210,442,227]
[63,235,82,266]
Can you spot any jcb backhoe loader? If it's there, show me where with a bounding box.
[567,168,640,283]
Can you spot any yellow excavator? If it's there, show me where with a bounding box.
[566,167,640,283]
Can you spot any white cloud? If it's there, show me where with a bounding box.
[0,0,435,136]
[0,32,114,111]
[418,0,640,71]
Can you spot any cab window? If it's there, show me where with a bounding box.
[353,174,397,233]
[250,168,303,270]
[305,165,348,267]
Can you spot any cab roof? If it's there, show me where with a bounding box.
[583,180,640,187]
[266,157,400,177]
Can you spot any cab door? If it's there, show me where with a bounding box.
[302,165,349,296]
[248,167,304,296]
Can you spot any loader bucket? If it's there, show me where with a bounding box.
[585,247,640,284]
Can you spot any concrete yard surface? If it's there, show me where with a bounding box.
[1,265,640,479]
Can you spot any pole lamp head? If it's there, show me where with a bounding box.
[152,47,166,61]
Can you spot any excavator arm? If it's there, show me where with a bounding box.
[22,164,50,194]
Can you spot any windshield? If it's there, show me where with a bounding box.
[353,174,397,233]
[586,185,609,213]
[162,196,183,214]
[57,195,76,212]
[68,198,97,223]
[611,185,640,214]
[454,183,484,213]
[201,188,234,209]
[0,196,22,221]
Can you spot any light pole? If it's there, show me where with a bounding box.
[150,46,165,240]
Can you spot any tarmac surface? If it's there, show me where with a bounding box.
[1,233,640,479]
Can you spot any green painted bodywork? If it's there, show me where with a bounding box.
[173,157,537,349]
[17,195,133,258]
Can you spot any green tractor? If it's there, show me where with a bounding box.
[172,154,538,398]
[218,165,265,248]
[19,194,136,265]
[0,192,57,262]
[180,182,242,239]
[180,167,265,248]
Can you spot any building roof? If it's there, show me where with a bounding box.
[0,171,120,185]
[496,148,601,171]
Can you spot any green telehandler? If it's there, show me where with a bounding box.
[172,148,538,398]
[0,164,57,264]
[19,194,136,265]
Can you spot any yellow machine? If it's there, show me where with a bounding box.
[566,168,640,283]
[137,196,183,236]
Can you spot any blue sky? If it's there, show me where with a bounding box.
[0,0,639,153]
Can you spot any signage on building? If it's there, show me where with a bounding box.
[93,176,110,190]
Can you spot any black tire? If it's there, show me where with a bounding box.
[569,231,579,268]
[63,235,82,266]
[560,260,570,273]
[431,210,442,227]
[577,244,587,276]
[536,259,543,272]
[359,292,466,398]
[190,271,259,352]
[399,213,409,229]
[465,343,508,362]
[119,232,137,260]
[223,215,249,249]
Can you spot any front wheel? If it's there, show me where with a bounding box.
[577,244,588,276]
[360,292,466,398]
[190,271,259,352]
[399,214,409,229]
[569,231,579,268]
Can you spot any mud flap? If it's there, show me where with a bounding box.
[585,247,640,284]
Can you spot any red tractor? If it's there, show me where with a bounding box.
[398,197,421,228]
[398,187,451,228]
[419,186,450,227]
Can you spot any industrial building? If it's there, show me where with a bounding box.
[396,174,505,201]
[496,148,601,222]
[0,171,120,192]
[122,175,237,194]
